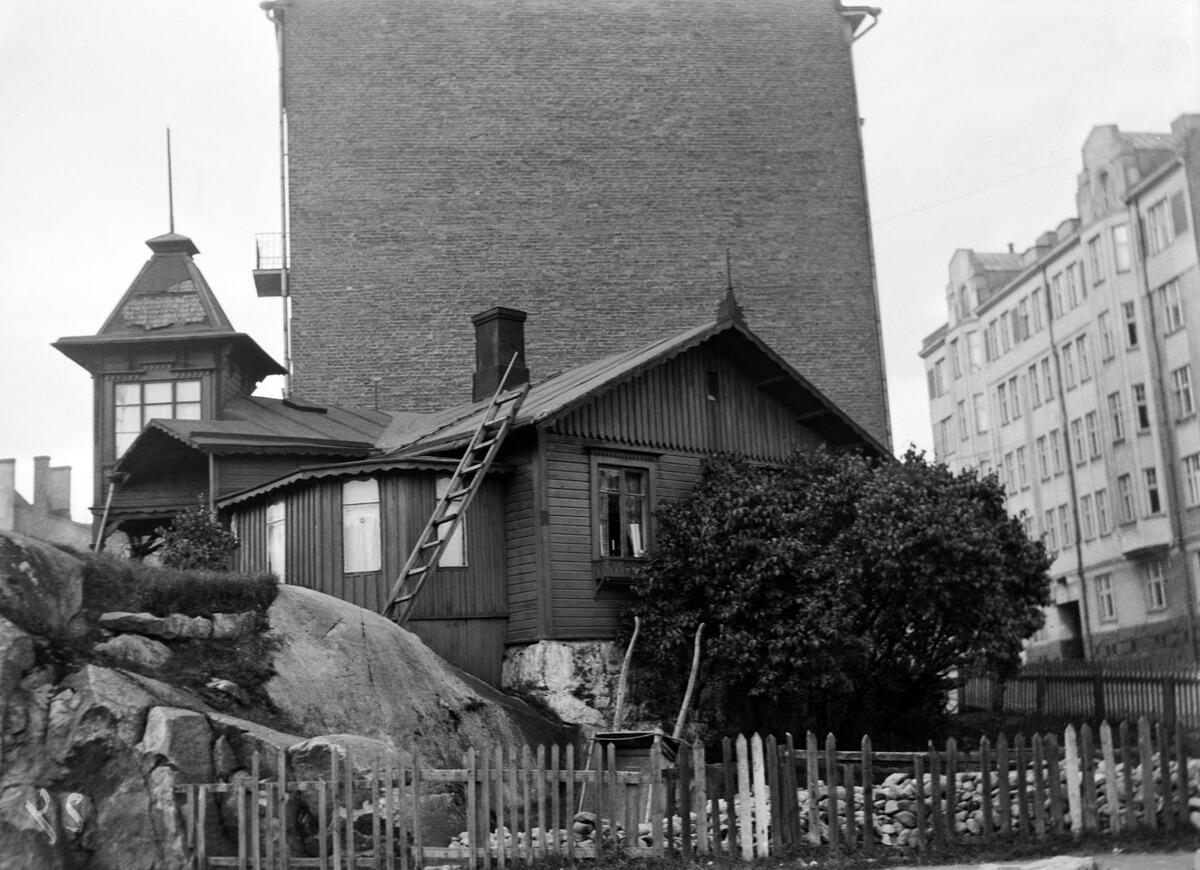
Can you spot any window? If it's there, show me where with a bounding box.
[927,358,946,398]
[1160,279,1184,333]
[1144,562,1168,611]
[967,332,983,371]
[1028,364,1042,408]
[1085,411,1101,459]
[934,417,953,460]
[1144,468,1162,515]
[1147,198,1171,254]
[1042,358,1055,401]
[1171,191,1190,237]
[1036,436,1050,480]
[1000,314,1013,353]
[1008,376,1021,420]
[1080,494,1095,540]
[973,393,989,433]
[985,320,999,362]
[114,379,202,456]
[1016,446,1029,489]
[342,478,381,573]
[1088,236,1105,285]
[950,339,962,379]
[1061,343,1076,389]
[1184,454,1200,506]
[1022,515,1035,540]
[1067,264,1081,308]
[1059,504,1073,546]
[1134,384,1151,431]
[435,474,467,567]
[1003,453,1016,492]
[1123,302,1139,349]
[1070,419,1085,465]
[1050,428,1064,475]
[1031,288,1045,333]
[1118,474,1135,523]
[998,383,1010,426]
[1096,574,1116,622]
[597,464,651,560]
[1113,224,1132,272]
[1108,392,1126,442]
[1098,311,1114,360]
[1096,489,1111,535]
[1051,272,1065,318]
[1172,365,1195,418]
[1043,509,1058,553]
[266,499,286,581]
[1076,335,1092,382]
[1017,299,1030,342]
[956,400,969,441]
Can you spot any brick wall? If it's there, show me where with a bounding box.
[281,0,890,446]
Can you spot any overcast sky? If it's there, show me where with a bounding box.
[1,0,1198,521]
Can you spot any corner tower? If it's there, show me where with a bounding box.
[54,232,285,527]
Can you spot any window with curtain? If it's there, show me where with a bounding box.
[343,478,381,573]
[266,499,286,582]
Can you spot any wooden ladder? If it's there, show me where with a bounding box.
[383,356,529,627]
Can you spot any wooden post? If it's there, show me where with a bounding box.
[980,737,994,842]
[549,744,560,858]
[649,737,663,859]
[251,751,262,870]
[736,735,754,860]
[522,745,534,863]
[1175,728,1189,830]
[723,736,738,853]
[1080,725,1098,832]
[861,736,874,849]
[329,750,340,870]
[1031,734,1046,838]
[1120,720,1135,832]
[751,734,769,858]
[996,733,1011,836]
[679,742,693,860]
[928,741,944,844]
[694,740,709,855]
[1064,725,1082,838]
[782,734,798,846]
[1163,678,1178,731]
[1046,732,1063,835]
[1157,722,1174,833]
[825,733,839,853]
[1137,717,1155,829]
[345,749,356,870]
[371,756,382,866]
[913,753,927,849]
[765,735,781,854]
[945,737,958,845]
[805,732,820,846]
[565,744,576,863]
[1100,722,1120,833]
[1015,733,1029,839]
[385,755,397,870]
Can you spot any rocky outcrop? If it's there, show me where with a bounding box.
[502,639,621,727]
[266,586,567,766]
[0,530,84,638]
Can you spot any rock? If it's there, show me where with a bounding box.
[881,771,907,787]
[266,586,566,767]
[0,531,84,638]
[0,613,34,703]
[56,665,212,748]
[289,733,405,784]
[213,736,238,780]
[883,798,900,813]
[212,611,258,640]
[894,810,917,827]
[137,707,214,784]
[206,678,249,705]
[98,612,167,635]
[162,614,212,639]
[207,712,302,771]
[94,634,171,669]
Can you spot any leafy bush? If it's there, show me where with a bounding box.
[626,448,1051,744]
[84,556,277,618]
[156,496,240,570]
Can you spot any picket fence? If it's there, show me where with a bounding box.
[963,663,1200,727]
[175,718,1198,869]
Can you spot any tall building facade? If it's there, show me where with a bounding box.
[921,115,1200,664]
[257,0,891,447]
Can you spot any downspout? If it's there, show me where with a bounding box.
[1127,192,1200,661]
[263,1,292,396]
[1041,265,1094,658]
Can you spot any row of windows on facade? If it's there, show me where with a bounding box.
[246,465,653,581]
[930,274,1187,406]
[1092,561,1169,625]
[941,189,1189,336]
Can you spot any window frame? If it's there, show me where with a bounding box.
[342,477,382,574]
[1095,573,1116,622]
[114,378,203,457]
[1160,279,1184,334]
[590,454,657,583]
[1144,562,1168,612]
[1113,224,1132,272]
[266,498,286,582]
[1171,364,1195,419]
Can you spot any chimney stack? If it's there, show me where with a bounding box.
[471,307,529,401]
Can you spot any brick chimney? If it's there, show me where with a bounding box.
[471,307,530,401]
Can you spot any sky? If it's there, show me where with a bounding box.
[1,0,1198,522]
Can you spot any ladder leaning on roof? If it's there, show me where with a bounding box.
[382,355,529,627]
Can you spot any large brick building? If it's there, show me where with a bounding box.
[258,0,891,448]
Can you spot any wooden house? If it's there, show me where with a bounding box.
[58,238,883,688]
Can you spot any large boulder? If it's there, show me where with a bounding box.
[0,531,84,638]
[266,587,568,766]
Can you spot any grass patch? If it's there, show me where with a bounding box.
[83,554,278,618]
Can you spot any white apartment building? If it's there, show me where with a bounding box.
[921,115,1200,665]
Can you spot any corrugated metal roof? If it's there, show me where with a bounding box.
[126,395,391,458]
[380,316,885,457]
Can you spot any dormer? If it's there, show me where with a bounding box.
[53,231,285,515]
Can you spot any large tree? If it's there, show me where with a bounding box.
[626,448,1051,743]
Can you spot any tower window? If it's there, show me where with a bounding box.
[114,379,201,456]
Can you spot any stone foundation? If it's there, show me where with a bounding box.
[501,640,623,728]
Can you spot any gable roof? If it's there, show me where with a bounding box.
[118,395,391,461]
[380,314,886,458]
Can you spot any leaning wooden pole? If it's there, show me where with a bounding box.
[673,623,705,739]
[612,616,641,729]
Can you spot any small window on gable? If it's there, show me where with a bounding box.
[435,474,466,567]
[343,478,381,573]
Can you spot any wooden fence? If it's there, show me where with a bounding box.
[963,663,1200,727]
[175,718,1198,869]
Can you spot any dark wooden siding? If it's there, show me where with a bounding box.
[503,445,541,644]
[216,455,314,499]
[551,346,822,460]
[224,468,508,685]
